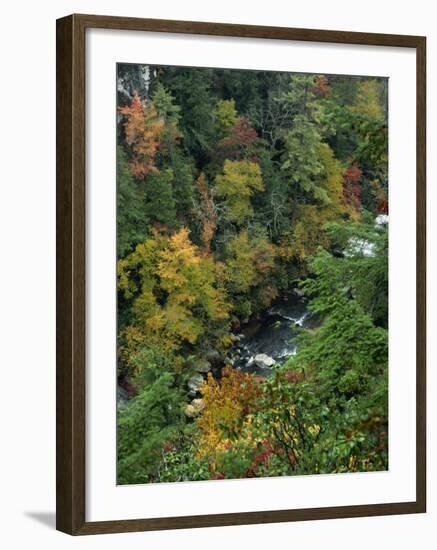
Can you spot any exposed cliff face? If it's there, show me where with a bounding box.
[117,63,153,103]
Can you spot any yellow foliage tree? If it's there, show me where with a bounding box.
[279,143,345,264]
[215,160,264,223]
[119,93,164,179]
[118,228,230,368]
[318,144,345,216]
[196,173,217,253]
[214,99,238,137]
[224,230,278,317]
[279,205,330,263]
[351,79,384,121]
[196,367,262,465]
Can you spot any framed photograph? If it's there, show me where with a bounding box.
[56,14,426,535]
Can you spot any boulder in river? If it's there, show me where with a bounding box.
[188,373,205,394]
[184,398,205,418]
[193,359,211,373]
[254,353,275,369]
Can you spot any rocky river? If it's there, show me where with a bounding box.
[118,293,314,411]
[227,292,313,377]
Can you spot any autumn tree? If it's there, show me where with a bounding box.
[196,173,217,253]
[317,143,346,219]
[343,163,362,216]
[313,75,331,98]
[320,76,388,214]
[223,230,277,317]
[351,79,384,121]
[279,205,330,266]
[214,99,238,138]
[196,367,262,475]
[371,179,388,214]
[118,228,230,370]
[119,92,163,178]
[278,143,345,267]
[215,117,260,161]
[215,160,264,224]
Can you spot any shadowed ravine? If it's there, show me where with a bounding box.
[228,294,314,377]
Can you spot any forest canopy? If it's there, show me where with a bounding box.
[116,64,388,484]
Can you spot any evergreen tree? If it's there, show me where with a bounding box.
[152,83,196,223]
[117,147,149,257]
[156,67,217,165]
[144,169,177,229]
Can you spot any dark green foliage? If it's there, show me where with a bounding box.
[274,76,333,206]
[117,147,149,256]
[144,169,178,228]
[157,424,211,482]
[295,298,387,403]
[271,230,389,473]
[261,237,389,475]
[310,221,389,326]
[156,67,217,164]
[150,83,196,225]
[117,366,185,484]
[168,151,195,220]
[212,69,278,119]
[255,149,289,239]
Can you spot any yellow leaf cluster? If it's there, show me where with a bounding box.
[119,93,164,178]
[195,367,262,463]
[351,80,384,121]
[215,160,264,223]
[118,229,230,368]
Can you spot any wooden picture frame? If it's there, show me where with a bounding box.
[56,13,426,535]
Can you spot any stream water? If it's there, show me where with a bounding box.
[117,294,314,409]
[228,293,313,377]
